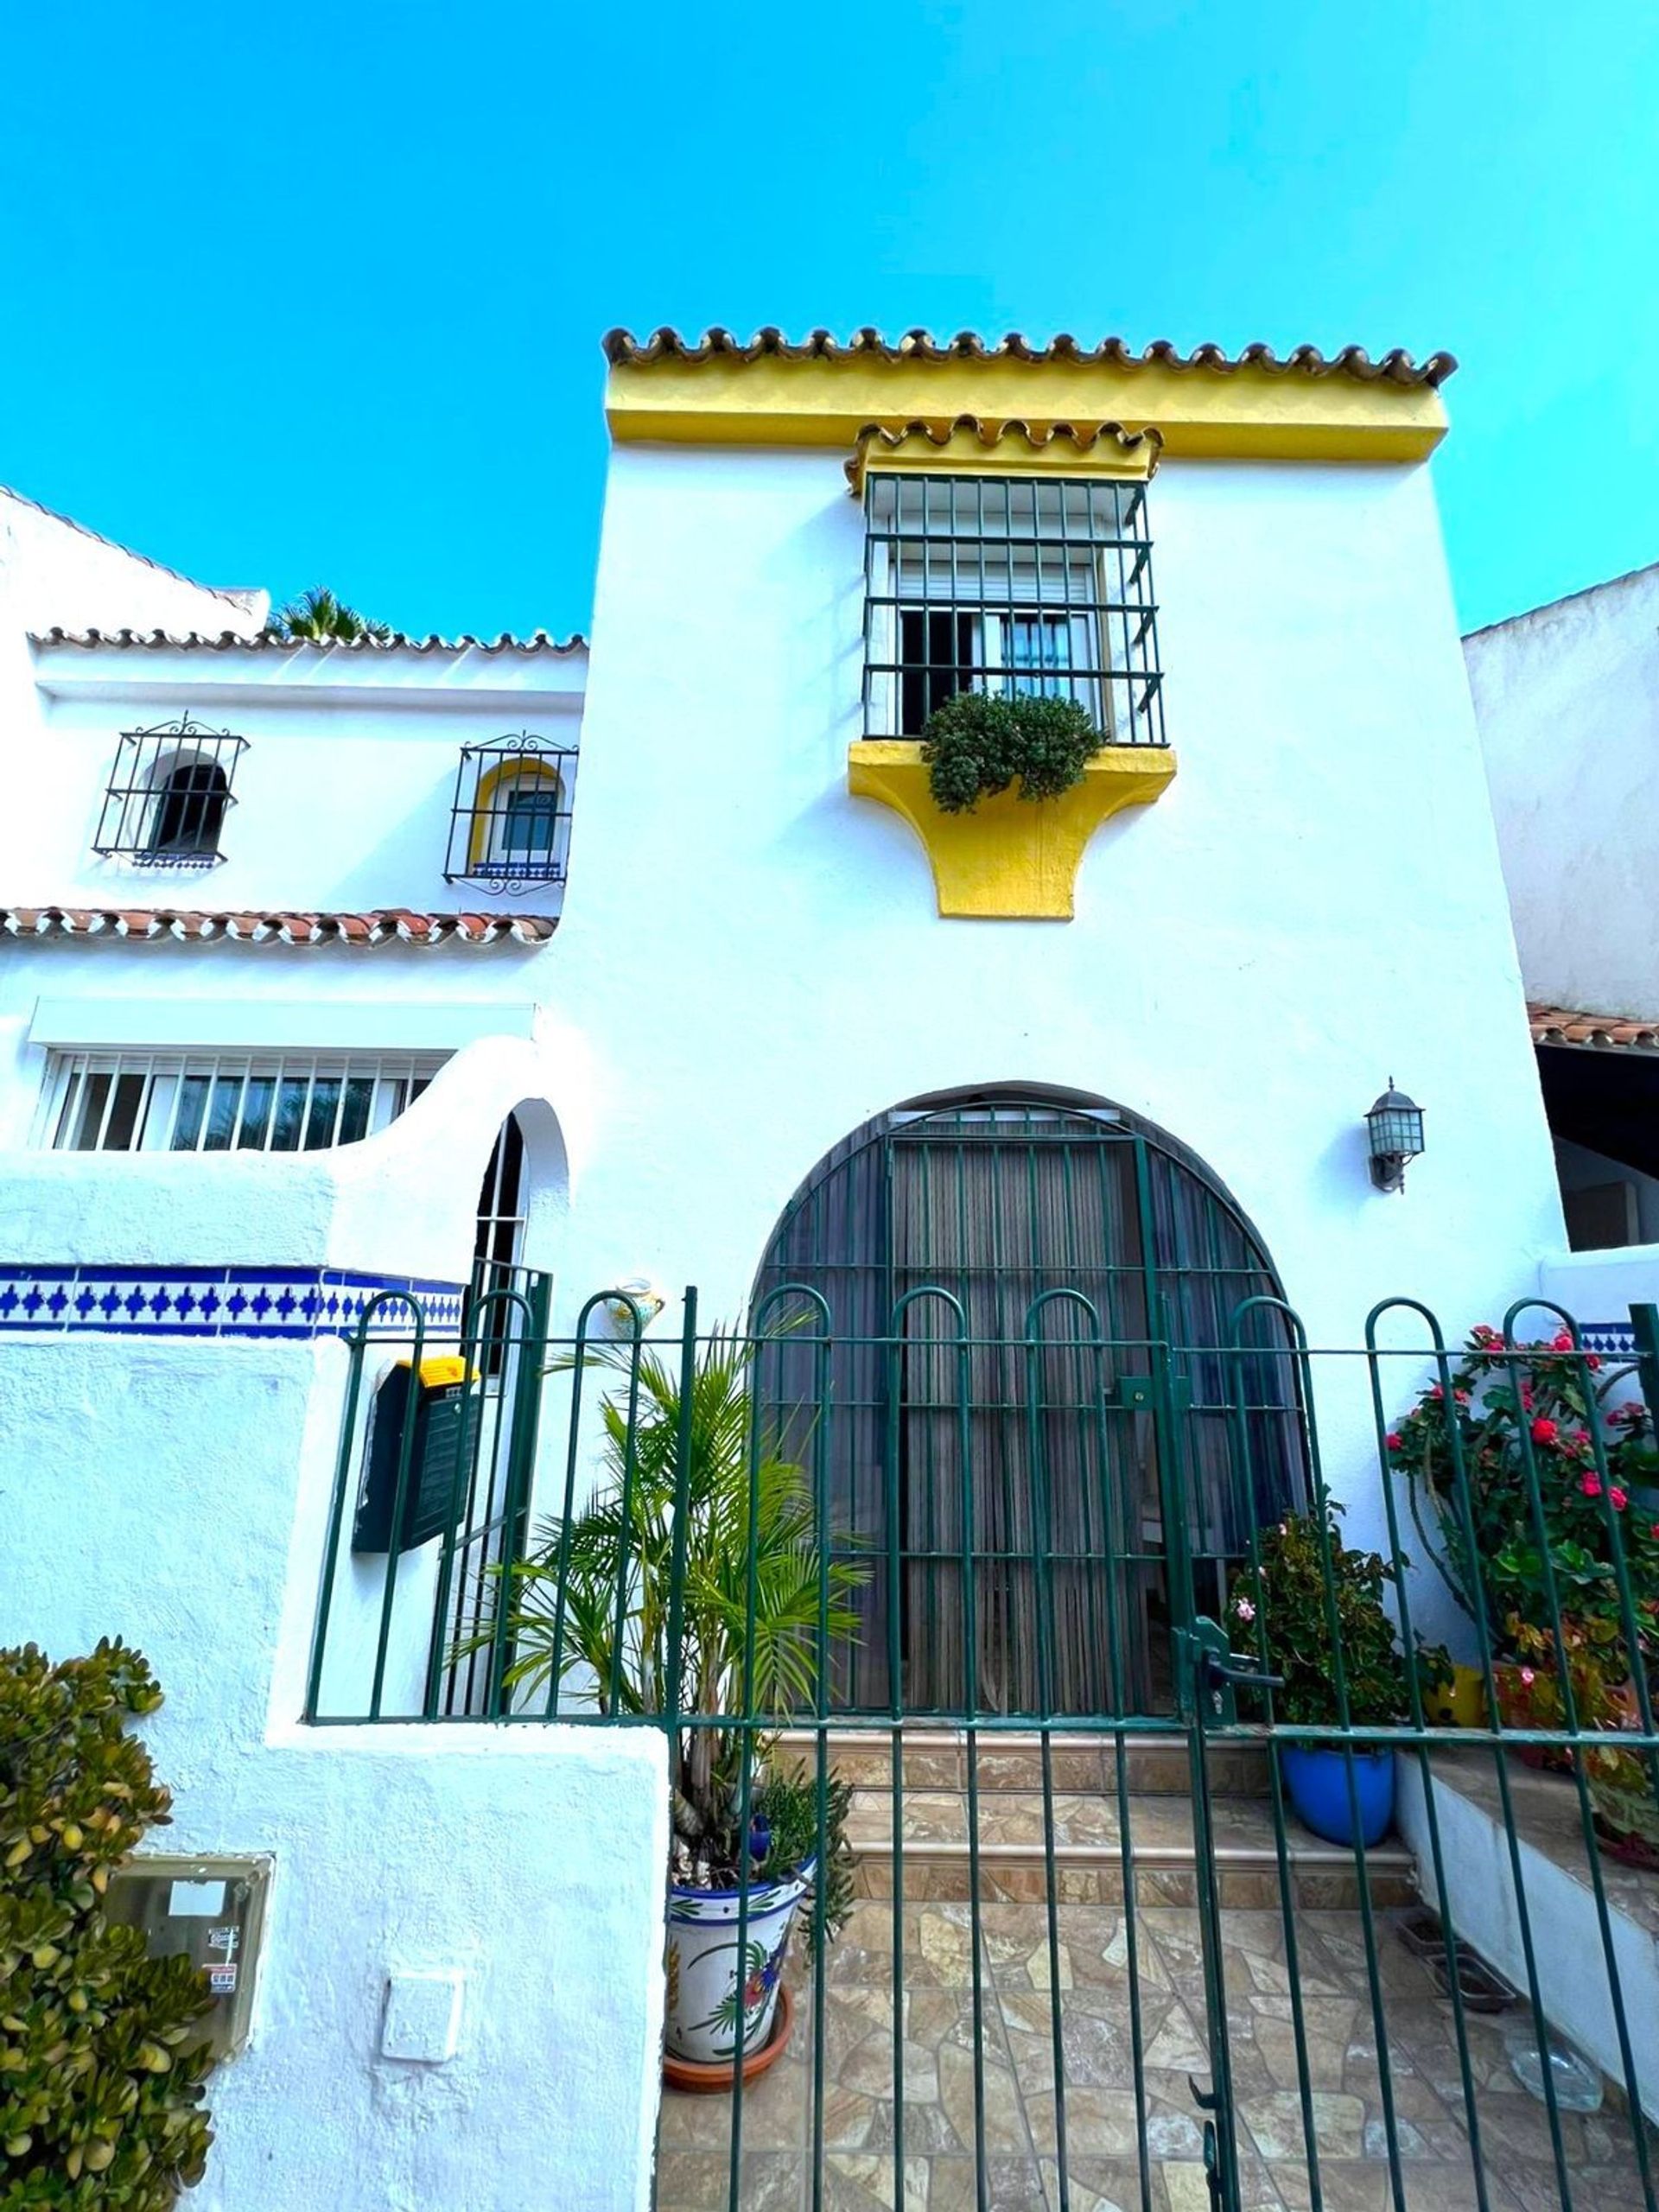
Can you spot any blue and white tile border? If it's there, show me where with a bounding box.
[0,1266,466,1340]
[1580,1320,1637,1360]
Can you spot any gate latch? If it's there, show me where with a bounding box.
[1176,1618,1284,1725]
[1107,1374,1155,1410]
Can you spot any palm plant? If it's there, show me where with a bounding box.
[465,1331,865,1913]
[266,586,393,643]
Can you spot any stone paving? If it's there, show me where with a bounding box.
[655,1898,1659,2212]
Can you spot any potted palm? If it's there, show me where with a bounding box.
[461,1330,864,2084]
[1227,1507,1444,1847]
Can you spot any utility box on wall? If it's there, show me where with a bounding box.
[105,1854,272,2060]
[353,1355,479,1554]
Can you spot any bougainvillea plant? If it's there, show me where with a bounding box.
[920,691,1098,815]
[1384,1328,1659,1853]
[0,1641,215,2207]
[1225,1506,1445,1728]
[1382,1325,1659,1665]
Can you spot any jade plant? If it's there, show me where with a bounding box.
[0,1641,214,2207]
[920,691,1098,814]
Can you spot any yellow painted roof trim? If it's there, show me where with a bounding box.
[607,352,1448,463]
[845,418,1161,499]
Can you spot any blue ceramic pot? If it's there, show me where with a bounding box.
[1281,1745,1395,1847]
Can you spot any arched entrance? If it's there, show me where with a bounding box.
[753,1085,1306,1715]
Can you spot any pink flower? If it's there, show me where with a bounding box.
[1581,1473,1603,1499]
[1430,1382,1445,1400]
[1454,1389,1471,1406]
[1521,1384,1535,1410]
[1472,1325,1502,1348]
[1519,1668,1536,1688]
[1386,1431,1403,1452]
[1531,1417,1559,1446]
[1553,1332,1575,1352]
[1611,1487,1628,1512]
[1236,1598,1256,1623]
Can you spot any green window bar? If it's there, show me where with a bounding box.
[861,472,1166,745]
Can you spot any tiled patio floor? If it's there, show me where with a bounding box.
[655,1900,1659,2212]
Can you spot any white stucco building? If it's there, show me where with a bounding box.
[0,332,1630,2206]
[1467,563,1659,1256]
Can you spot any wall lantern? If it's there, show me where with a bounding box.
[1365,1080,1426,1194]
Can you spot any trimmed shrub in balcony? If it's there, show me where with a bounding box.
[920,691,1098,815]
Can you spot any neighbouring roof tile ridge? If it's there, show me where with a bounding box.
[0,906,558,947]
[1529,1001,1659,1050]
[1,483,264,613]
[602,327,1459,387]
[30,626,588,656]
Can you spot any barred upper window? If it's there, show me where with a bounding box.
[38,1052,446,1154]
[92,718,248,868]
[861,474,1165,746]
[443,735,577,893]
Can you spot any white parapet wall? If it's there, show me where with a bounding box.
[1397,1757,1659,2123]
[0,1042,671,2212]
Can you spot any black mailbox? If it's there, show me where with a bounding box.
[353,1356,479,1554]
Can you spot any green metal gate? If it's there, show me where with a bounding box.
[305,1276,1659,2212]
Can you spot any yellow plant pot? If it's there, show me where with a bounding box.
[1427,1665,1488,1730]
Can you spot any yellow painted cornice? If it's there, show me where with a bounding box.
[844,418,1162,499]
[848,742,1177,919]
[607,352,1448,463]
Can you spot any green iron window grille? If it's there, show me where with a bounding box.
[753,1088,1305,1716]
[443,734,577,893]
[861,473,1166,743]
[92,717,248,868]
[37,1049,445,1154]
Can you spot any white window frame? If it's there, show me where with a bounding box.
[35,1051,449,1155]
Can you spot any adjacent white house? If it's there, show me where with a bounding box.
[1467,563,1659,1262]
[0,332,1629,2207]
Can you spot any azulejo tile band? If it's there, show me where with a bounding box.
[0,1266,465,1339]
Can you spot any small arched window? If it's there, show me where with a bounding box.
[92,718,247,868]
[149,758,230,861]
[445,737,576,892]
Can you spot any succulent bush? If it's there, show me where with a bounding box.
[920,691,1098,814]
[0,1642,214,2207]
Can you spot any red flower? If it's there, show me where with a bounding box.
[1610,1487,1628,1511]
[1586,1354,1602,1372]
[1520,1384,1535,1410]
[1429,1382,1445,1400]
[1471,1325,1502,1347]
[1530,1417,1559,1446]
[1581,1473,1603,1499]
[1385,1431,1403,1452]
[1552,1332,1575,1352]
[1454,1389,1471,1406]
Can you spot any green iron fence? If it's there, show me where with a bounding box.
[306,1284,1659,2212]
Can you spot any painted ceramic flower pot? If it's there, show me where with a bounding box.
[664,1860,812,2069]
[1281,1745,1395,1847]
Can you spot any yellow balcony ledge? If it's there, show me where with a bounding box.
[848,741,1177,919]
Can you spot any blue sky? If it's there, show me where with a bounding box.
[3,1,1656,639]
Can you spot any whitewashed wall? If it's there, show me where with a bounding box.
[0,1039,666,2212]
[556,446,1563,1506]
[10,640,584,914]
[1466,561,1659,1016]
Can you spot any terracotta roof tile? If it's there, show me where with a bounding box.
[1529,1003,1659,1052]
[30,626,586,656]
[603,327,1459,388]
[0,907,556,948]
[845,416,1164,492]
